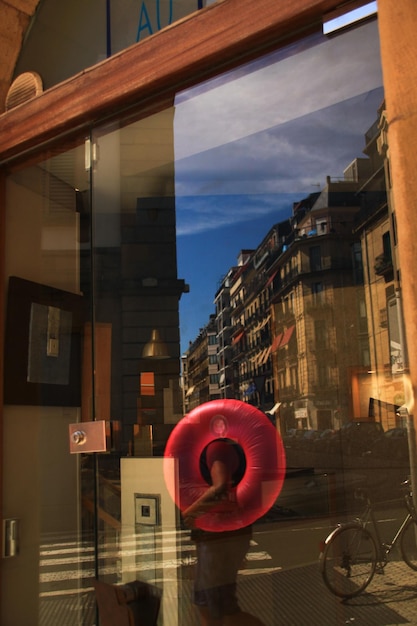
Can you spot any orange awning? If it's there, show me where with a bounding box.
[271,333,283,352]
[266,270,278,287]
[279,325,295,347]
[232,329,245,345]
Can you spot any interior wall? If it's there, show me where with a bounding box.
[121,457,179,623]
[1,174,81,625]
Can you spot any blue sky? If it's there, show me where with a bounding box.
[174,20,383,354]
[176,200,298,352]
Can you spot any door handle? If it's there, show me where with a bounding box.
[69,420,108,453]
[72,430,86,445]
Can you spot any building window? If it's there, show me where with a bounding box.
[290,366,298,389]
[352,241,364,285]
[391,212,398,246]
[312,282,324,304]
[314,319,327,347]
[382,231,392,262]
[309,245,322,271]
[317,363,328,386]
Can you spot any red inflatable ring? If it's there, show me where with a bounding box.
[163,399,286,531]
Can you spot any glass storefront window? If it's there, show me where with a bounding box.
[2,142,95,624]
[3,9,416,626]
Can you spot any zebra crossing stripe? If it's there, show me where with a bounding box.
[39,533,277,597]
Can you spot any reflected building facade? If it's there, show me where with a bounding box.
[229,225,291,411]
[353,104,408,429]
[182,109,409,437]
[182,314,220,411]
[270,175,370,432]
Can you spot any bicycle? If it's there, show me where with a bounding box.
[319,479,417,599]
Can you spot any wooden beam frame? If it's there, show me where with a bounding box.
[0,0,365,163]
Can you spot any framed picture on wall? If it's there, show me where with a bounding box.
[3,276,84,407]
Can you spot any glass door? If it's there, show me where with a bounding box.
[90,109,185,623]
[87,16,403,626]
[2,140,99,625]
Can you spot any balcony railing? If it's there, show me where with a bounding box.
[308,340,332,353]
[278,385,298,400]
[274,308,295,323]
[374,254,393,278]
[305,299,333,313]
[364,118,380,146]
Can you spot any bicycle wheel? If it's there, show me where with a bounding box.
[400,518,417,571]
[320,523,377,599]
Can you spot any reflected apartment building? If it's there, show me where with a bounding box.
[182,314,221,412]
[270,173,372,432]
[183,110,408,435]
[353,104,408,429]
[228,227,291,410]
[214,266,238,400]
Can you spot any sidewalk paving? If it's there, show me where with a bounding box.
[39,558,417,625]
[237,560,417,625]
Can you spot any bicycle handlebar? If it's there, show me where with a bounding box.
[354,479,412,508]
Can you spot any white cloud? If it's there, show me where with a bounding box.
[174,20,382,161]
[176,193,296,236]
[173,19,383,239]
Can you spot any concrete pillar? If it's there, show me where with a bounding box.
[377,0,417,492]
[378,0,417,394]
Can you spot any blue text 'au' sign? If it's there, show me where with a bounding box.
[136,0,202,41]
